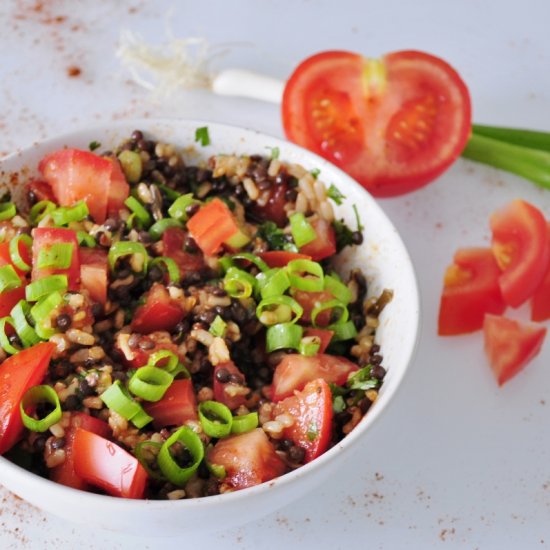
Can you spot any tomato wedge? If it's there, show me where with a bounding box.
[79,248,108,305]
[131,283,185,334]
[271,353,357,402]
[144,379,198,429]
[483,314,547,386]
[438,248,506,335]
[207,428,286,490]
[50,412,111,491]
[0,342,55,454]
[490,199,549,308]
[32,227,80,291]
[72,428,148,499]
[282,50,471,197]
[273,378,333,463]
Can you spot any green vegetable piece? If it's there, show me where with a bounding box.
[195,126,211,147]
[118,150,143,183]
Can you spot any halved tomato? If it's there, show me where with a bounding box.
[438,248,506,335]
[273,378,333,462]
[144,379,198,429]
[298,218,336,261]
[131,283,185,334]
[271,353,357,402]
[490,199,549,308]
[282,50,471,196]
[79,248,108,305]
[207,428,286,490]
[483,314,547,386]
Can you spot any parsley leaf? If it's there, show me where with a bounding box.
[257,221,298,252]
[89,140,101,152]
[310,168,321,179]
[332,219,355,251]
[332,395,346,414]
[195,126,211,147]
[353,204,364,232]
[347,366,379,391]
[327,184,346,205]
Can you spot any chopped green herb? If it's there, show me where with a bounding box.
[310,168,321,179]
[353,204,364,232]
[332,395,346,414]
[347,366,379,391]
[307,422,318,441]
[209,315,227,338]
[195,126,210,147]
[327,184,346,205]
[266,146,280,160]
[89,141,101,152]
[257,221,298,252]
[332,219,355,251]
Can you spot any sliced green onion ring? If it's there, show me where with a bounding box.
[99,380,152,427]
[0,202,16,221]
[299,335,321,356]
[30,291,64,339]
[330,319,358,341]
[266,322,303,352]
[289,212,317,248]
[77,231,96,247]
[206,460,227,479]
[128,366,174,402]
[37,243,74,270]
[20,385,62,432]
[286,259,324,292]
[25,275,68,302]
[157,426,204,486]
[147,350,179,373]
[230,252,269,273]
[135,440,165,481]
[231,412,259,434]
[30,200,56,224]
[11,300,40,347]
[51,201,89,226]
[0,317,21,355]
[149,257,180,284]
[149,219,183,240]
[324,274,353,305]
[257,268,290,299]
[124,196,152,228]
[311,299,348,328]
[198,400,233,438]
[108,241,149,273]
[168,193,199,222]
[223,267,256,299]
[9,234,32,272]
[131,408,154,429]
[0,265,21,293]
[256,295,303,326]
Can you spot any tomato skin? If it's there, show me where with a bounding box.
[271,353,357,402]
[0,287,26,318]
[259,251,312,267]
[106,157,130,217]
[438,248,506,335]
[282,50,472,197]
[32,227,80,291]
[131,283,185,334]
[297,218,336,261]
[161,227,205,278]
[273,378,333,463]
[531,224,550,322]
[483,314,547,386]
[144,379,198,429]
[213,361,248,410]
[50,413,111,491]
[0,342,55,455]
[207,428,286,490]
[72,428,148,499]
[490,199,549,308]
[79,248,108,305]
[0,241,32,278]
[115,331,181,369]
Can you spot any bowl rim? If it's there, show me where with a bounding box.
[0,118,421,512]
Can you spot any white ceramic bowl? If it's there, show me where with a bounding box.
[0,119,420,535]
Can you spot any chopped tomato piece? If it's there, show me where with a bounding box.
[298,218,336,261]
[259,251,312,267]
[531,223,550,322]
[251,181,288,227]
[131,283,185,334]
[0,287,26,318]
[483,314,547,386]
[292,289,335,326]
[271,353,357,402]
[303,328,334,354]
[72,428,148,499]
[0,342,55,454]
[26,179,57,204]
[79,248,108,305]
[144,379,198,429]
[0,241,31,277]
[490,199,549,307]
[213,361,248,410]
[273,378,333,462]
[106,157,130,217]
[438,248,506,335]
[161,227,205,278]
[207,428,286,490]
[282,50,471,197]
[187,198,245,256]
[32,227,80,291]
[115,332,182,369]
[50,412,111,491]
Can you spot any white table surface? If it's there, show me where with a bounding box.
[2,0,550,548]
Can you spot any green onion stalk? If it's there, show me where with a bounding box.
[462,125,550,189]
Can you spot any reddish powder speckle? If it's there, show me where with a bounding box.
[66,65,81,78]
